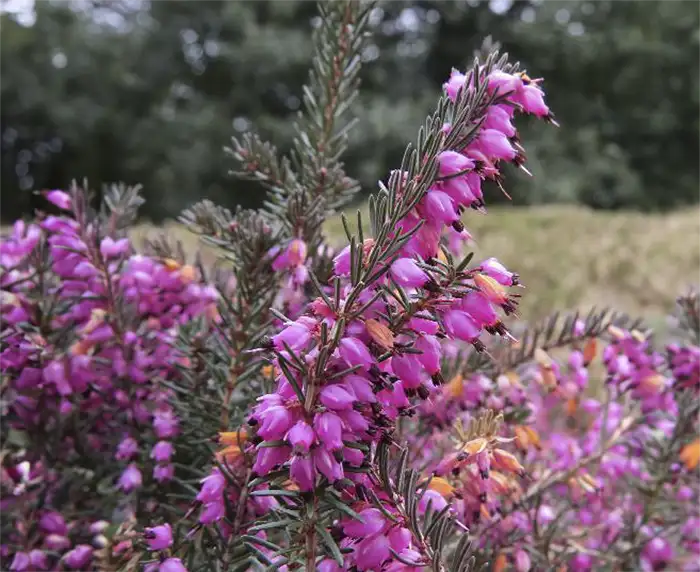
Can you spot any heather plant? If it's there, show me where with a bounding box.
[1,2,699,572]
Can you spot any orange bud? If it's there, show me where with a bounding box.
[489,471,511,495]
[579,472,599,492]
[474,273,508,305]
[428,477,455,498]
[566,398,578,417]
[205,304,219,321]
[505,370,521,387]
[461,437,488,457]
[515,426,541,451]
[445,374,464,399]
[365,318,394,350]
[494,553,508,572]
[218,429,248,447]
[582,338,597,365]
[282,479,299,491]
[631,329,646,343]
[163,258,181,271]
[514,426,530,451]
[680,438,700,471]
[480,504,491,520]
[638,373,665,394]
[534,348,553,369]
[607,325,625,340]
[261,365,274,378]
[216,445,243,464]
[70,340,91,356]
[539,367,559,393]
[492,449,525,476]
[180,265,197,283]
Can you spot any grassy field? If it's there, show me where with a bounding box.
[130,204,700,332]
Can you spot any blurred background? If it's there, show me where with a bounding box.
[1,0,699,325]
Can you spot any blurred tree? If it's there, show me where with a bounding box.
[1,0,698,221]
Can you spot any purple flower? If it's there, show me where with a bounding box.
[9,552,29,572]
[290,455,315,491]
[342,508,386,537]
[45,190,72,210]
[151,441,174,463]
[144,523,173,550]
[116,436,139,461]
[390,258,429,289]
[39,511,67,535]
[154,464,175,483]
[197,470,226,503]
[320,384,355,410]
[159,557,188,572]
[339,337,374,371]
[314,412,344,451]
[287,420,316,453]
[63,545,93,570]
[118,463,143,492]
[442,310,481,342]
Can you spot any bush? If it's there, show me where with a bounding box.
[2,2,698,571]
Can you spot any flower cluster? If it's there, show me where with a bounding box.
[1,188,218,570]
[404,318,700,571]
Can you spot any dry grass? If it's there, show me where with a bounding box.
[131,204,699,329]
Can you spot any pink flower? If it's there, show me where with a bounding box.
[514,549,531,572]
[421,190,459,225]
[273,320,312,351]
[476,129,517,161]
[442,310,481,342]
[10,552,29,572]
[253,446,291,476]
[63,545,93,570]
[390,258,429,289]
[479,257,518,286]
[391,353,424,389]
[415,335,441,375]
[257,405,293,440]
[199,500,225,524]
[320,384,356,410]
[312,447,344,482]
[517,83,550,117]
[144,523,173,550]
[154,464,175,482]
[118,463,142,492]
[151,441,174,463]
[437,150,475,177]
[339,337,374,371]
[443,69,468,101]
[290,455,315,491]
[344,374,376,403]
[159,557,188,572]
[287,420,316,453]
[342,508,386,537]
[487,70,522,97]
[39,511,67,535]
[354,534,390,571]
[314,412,344,451]
[45,190,72,210]
[484,104,516,137]
[271,239,307,271]
[197,470,225,503]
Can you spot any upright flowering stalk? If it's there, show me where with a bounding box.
[176,34,556,568]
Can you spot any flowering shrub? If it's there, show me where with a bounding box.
[2,2,698,571]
